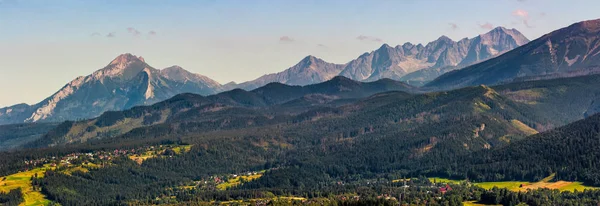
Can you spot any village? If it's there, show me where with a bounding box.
[21,144,193,171]
[11,144,464,206]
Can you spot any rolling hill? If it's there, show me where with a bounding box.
[445,112,600,186]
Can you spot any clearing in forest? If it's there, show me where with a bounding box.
[0,164,54,206]
[474,174,598,192]
[426,174,598,192]
[217,173,263,190]
[129,144,193,164]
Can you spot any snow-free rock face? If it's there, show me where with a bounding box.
[398,27,529,85]
[0,54,223,125]
[234,27,529,90]
[235,55,347,90]
[428,18,600,90]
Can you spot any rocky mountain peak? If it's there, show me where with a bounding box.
[571,18,600,32]
[298,55,329,68]
[436,35,454,43]
[93,53,151,81]
[482,26,529,46]
[110,53,144,65]
[489,26,509,33]
[162,65,185,73]
[378,43,393,49]
[160,66,194,81]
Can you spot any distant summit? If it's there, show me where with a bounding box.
[428,18,600,89]
[0,54,223,124]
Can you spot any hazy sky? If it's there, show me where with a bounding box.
[1,0,599,107]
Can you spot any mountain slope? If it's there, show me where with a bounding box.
[428,18,600,90]
[0,122,59,151]
[0,54,223,125]
[33,76,416,146]
[492,74,600,125]
[450,113,600,186]
[399,27,530,84]
[234,56,346,90]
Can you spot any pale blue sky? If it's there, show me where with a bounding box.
[0,0,599,107]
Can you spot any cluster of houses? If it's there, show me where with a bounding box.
[22,145,173,170]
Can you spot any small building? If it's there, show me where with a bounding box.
[440,184,453,194]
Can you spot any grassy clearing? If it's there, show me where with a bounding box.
[474,181,528,191]
[214,196,306,205]
[559,182,598,192]
[425,174,598,192]
[473,174,598,192]
[510,119,538,135]
[0,164,54,206]
[129,145,193,164]
[392,178,412,183]
[62,162,98,176]
[129,150,157,165]
[428,177,463,184]
[463,201,501,206]
[172,145,192,154]
[217,174,263,190]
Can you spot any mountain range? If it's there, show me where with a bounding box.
[428,18,600,89]
[32,76,415,147]
[234,26,529,90]
[0,27,528,125]
[30,73,600,150]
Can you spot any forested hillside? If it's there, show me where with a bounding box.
[4,74,600,205]
[440,113,600,186]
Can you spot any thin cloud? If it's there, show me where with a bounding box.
[148,31,157,36]
[317,44,327,48]
[356,35,382,42]
[90,32,101,37]
[517,0,526,2]
[540,12,546,17]
[127,27,141,36]
[279,36,295,42]
[448,23,459,30]
[106,32,116,38]
[512,9,529,18]
[478,22,494,30]
[512,9,533,28]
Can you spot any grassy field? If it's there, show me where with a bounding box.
[129,150,157,164]
[473,174,598,192]
[510,119,538,135]
[474,181,528,191]
[0,164,54,206]
[62,162,99,176]
[217,174,263,190]
[214,196,307,205]
[558,182,598,192]
[391,178,412,183]
[428,177,463,184]
[463,201,501,206]
[129,145,193,164]
[172,145,192,154]
[426,174,598,192]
